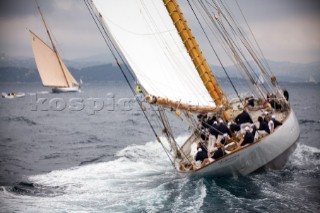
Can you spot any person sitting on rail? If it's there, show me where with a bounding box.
[244,96,255,110]
[200,142,226,168]
[235,108,254,134]
[227,120,241,140]
[210,142,225,160]
[271,115,282,129]
[239,126,254,146]
[262,111,271,123]
[192,142,210,170]
[268,94,282,110]
[255,116,270,139]
[235,109,253,125]
[218,118,232,137]
[268,116,275,133]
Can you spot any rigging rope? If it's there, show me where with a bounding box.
[194,0,271,98]
[84,0,163,145]
[186,0,241,101]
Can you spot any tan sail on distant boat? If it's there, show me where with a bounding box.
[29,0,80,93]
[86,0,300,177]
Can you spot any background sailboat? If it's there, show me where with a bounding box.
[86,0,300,176]
[29,0,80,93]
[308,75,317,84]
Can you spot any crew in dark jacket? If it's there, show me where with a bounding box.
[218,120,232,137]
[209,121,219,139]
[228,121,240,134]
[211,143,224,160]
[271,115,282,129]
[235,109,253,125]
[283,87,289,101]
[258,116,270,134]
[240,127,254,146]
[195,143,208,162]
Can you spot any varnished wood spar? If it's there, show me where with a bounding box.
[145,95,217,113]
[163,0,226,107]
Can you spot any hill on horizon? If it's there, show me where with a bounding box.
[0,55,319,83]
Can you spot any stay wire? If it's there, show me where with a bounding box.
[84,0,162,144]
[186,0,241,101]
[234,0,272,75]
[200,0,268,98]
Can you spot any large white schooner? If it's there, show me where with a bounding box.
[29,0,80,93]
[86,0,300,177]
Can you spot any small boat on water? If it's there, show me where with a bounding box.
[29,0,80,93]
[86,0,300,177]
[2,92,26,99]
[308,76,317,84]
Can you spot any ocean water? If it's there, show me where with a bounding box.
[0,82,319,212]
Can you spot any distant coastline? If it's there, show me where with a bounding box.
[0,56,319,83]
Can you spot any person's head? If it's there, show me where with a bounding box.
[258,116,263,122]
[197,142,202,149]
[245,126,250,132]
[200,133,207,141]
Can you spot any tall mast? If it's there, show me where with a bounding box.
[163,0,226,107]
[35,0,70,87]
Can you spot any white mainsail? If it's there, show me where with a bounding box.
[29,31,79,88]
[92,0,215,108]
[29,30,68,87]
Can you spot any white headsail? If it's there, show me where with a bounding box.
[92,0,216,108]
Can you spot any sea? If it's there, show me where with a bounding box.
[0,81,319,213]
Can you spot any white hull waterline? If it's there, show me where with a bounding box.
[52,86,80,93]
[182,109,299,177]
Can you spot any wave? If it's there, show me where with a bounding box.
[42,153,62,160]
[2,116,37,126]
[76,135,103,144]
[1,135,319,212]
[299,119,320,125]
[79,154,109,166]
[0,135,204,212]
[5,181,64,197]
[287,143,320,169]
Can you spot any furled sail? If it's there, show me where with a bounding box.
[92,0,217,110]
[29,30,77,87]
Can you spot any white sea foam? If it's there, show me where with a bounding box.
[1,135,318,212]
[289,143,320,167]
[0,134,208,212]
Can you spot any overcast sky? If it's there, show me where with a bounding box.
[0,0,319,65]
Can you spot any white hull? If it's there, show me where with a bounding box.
[188,109,300,177]
[52,86,80,93]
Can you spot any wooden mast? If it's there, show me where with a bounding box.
[163,0,226,107]
[35,0,71,87]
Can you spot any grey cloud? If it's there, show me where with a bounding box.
[0,0,56,19]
